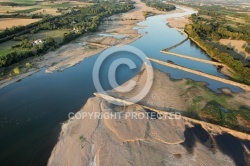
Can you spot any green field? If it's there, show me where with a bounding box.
[0,40,19,56]
[0,29,70,56]
[26,29,70,42]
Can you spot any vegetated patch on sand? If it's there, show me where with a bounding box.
[219,39,250,59]
[0,18,41,30]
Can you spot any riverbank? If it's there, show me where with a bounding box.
[0,0,169,90]
[187,34,250,83]
[163,7,242,82]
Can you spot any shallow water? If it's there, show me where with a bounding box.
[0,6,244,166]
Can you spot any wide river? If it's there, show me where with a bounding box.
[0,7,244,166]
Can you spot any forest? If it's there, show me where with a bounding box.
[141,0,176,11]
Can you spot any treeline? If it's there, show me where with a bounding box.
[141,0,176,11]
[0,2,134,68]
[185,24,250,84]
[0,38,56,67]
[190,12,250,43]
[0,2,37,6]
[0,13,46,19]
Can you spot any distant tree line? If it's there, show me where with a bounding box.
[142,1,176,12]
[0,13,46,19]
[0,2,37,6]
[190,12,250,43]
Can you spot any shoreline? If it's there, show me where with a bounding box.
[0,0,170,90]
[187,34,248,82]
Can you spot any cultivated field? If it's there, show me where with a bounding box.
[0,1,92,32]
[0,18,41,30]
[0,1,91,16]
[219,39,250,59]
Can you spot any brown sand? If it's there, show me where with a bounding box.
[166,16,190,29]
[48,64,249,166]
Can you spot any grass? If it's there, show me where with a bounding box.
[26,29,70,42]
[0,29,70,57]
[0,40,20,56]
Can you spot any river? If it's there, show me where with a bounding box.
[0,6,244,166]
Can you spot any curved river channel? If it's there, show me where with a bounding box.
[0,7,244,166]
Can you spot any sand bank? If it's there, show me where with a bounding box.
[49,63,250,165]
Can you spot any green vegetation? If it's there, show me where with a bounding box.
[184,4,250,84]
[142,11,154,19]
[43,2,78,8]
[25,62,31,68]
[142,0,176,12]
[25,30,70,42]
[183,81,250,132]
[0,2,134,68]
[10,7,41,14]
[0,40,20,55]
[13,67,20,75]
[246,46,250,54]
[0,1,37,6]
[199,102,250,131]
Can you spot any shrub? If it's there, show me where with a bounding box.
[13,67,20,75]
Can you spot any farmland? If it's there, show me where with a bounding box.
[0,1,92,16]
[0,2,135,67]
[0,18,41,30]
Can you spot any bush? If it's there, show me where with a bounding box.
[26,62,31,68]
[13,67,20,75]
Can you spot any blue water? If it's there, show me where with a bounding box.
[0,6,244,166]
